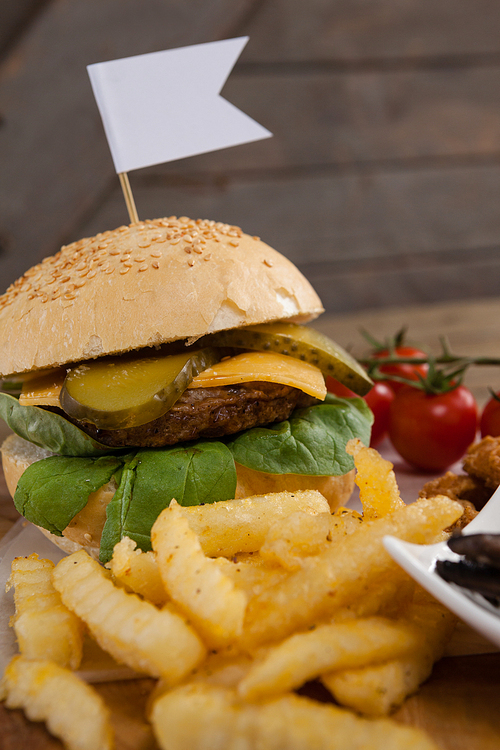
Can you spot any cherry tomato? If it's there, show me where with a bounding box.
[326,376,394,448]
[325,377,357,398]
[388,384,478,471]
[373,346,428,393]
[364,382,395,447]
[480,391,500,437]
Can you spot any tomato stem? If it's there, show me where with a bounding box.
[359,354,500,367]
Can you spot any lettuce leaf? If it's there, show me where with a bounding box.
[226,396,373,476]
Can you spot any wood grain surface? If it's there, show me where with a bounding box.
[0,298,499,749]
[2,1,500,313]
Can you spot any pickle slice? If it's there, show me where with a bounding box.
[60,348,222,430]
[201,323,372,395]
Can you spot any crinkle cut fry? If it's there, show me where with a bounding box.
[238,615,427,701]
[7,553,84,669]
[321,591,457,715]
[52,549,206,683]
[241,497,463,649]
[151,683,440,750]
[0,656,113,750]
[152,500,247,648]
[108,536,167,607]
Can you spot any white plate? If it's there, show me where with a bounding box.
[384,484,500,648]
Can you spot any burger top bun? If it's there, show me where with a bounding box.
[1,433,354,562]
[0,216,324,377]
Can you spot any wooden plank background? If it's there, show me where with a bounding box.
[1,1,500,313]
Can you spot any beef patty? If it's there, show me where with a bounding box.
[73,381,318,448]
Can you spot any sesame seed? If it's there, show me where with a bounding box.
[263,259,273,267]
[138,264,148,272]
[152,261,160,269]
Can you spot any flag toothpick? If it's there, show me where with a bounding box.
[118,172,139,224]
[87,38,272,222]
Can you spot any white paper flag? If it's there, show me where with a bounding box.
[87,37,272,174]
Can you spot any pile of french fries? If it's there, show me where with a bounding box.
[0,439,464,750]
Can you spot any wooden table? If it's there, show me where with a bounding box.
[1,298,500,750]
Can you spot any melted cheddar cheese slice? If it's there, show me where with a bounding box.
[188,351,326,399]
[19,351,326,409]
[19,369,66,407]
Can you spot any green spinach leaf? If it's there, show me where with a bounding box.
[226,397,373,476]
[13,455,123,536]
[99,441,237,562]
[0,392,118,456]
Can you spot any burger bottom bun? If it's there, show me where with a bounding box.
[1,433,355,561]
[1,434,112,560]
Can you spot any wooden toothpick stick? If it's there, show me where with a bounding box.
[119,172,139,224]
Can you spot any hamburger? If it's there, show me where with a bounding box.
[0,216,372,562]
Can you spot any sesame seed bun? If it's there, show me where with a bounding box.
[1,433,354,561]
[0,217,323,377]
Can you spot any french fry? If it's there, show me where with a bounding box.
[174,490,330,558]
[190,650,254,688]
[150,683,440,750]
[241,497,463,649]
[152,500,248,648]
[346,438,405,519]
[323,656,434,717]
[52,549,206,683]
[0,433,463,748]
[108,536,167,607]
[322,589,457,716]
[238,616,425,701]
[214,556,288,599]
[0,655,113,750]
[7,554,84,670]
[260,509,362,571]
